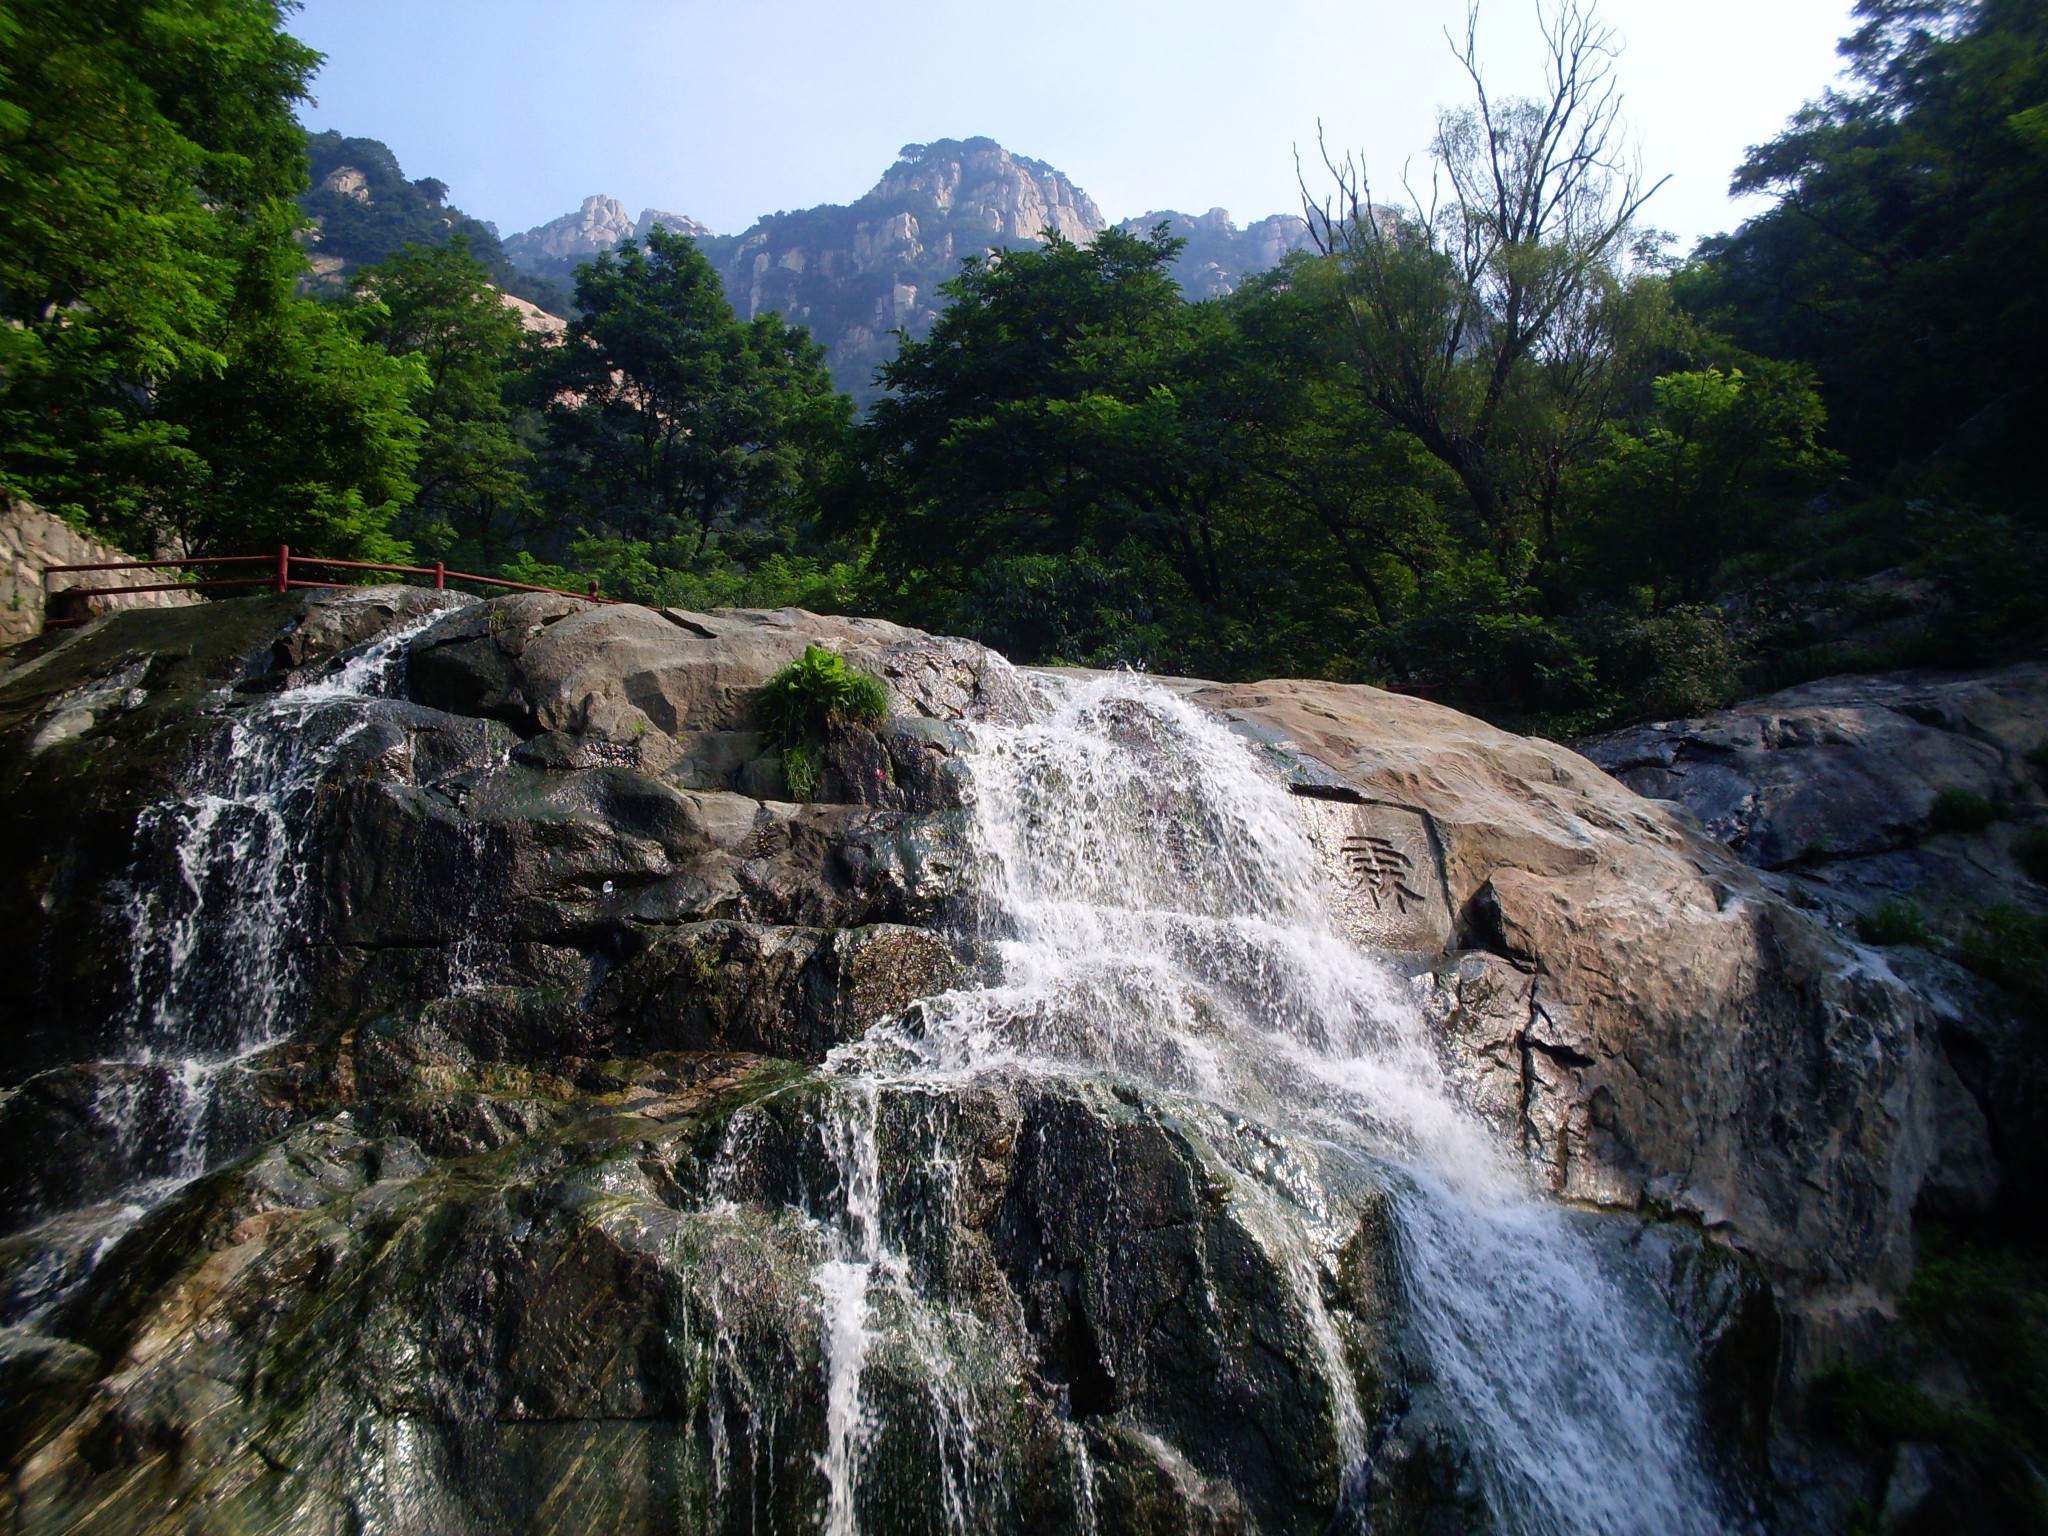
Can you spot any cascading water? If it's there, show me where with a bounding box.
[106,617,439,1197]
[800,671,1739,1536]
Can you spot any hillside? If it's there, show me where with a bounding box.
[298,131,563,311]
[500,138,1315,399]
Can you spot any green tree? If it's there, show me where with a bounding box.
[143,236,420,557]
[0,0,421,558]
[1682,0,2048,501]
[349,240,531,563]
[1565,361,1839,602]
[0,0,317,391]
[1305,0,1671,559]
[532,227,850,571]
[860,228,1243,630]
[852,226,1470,679]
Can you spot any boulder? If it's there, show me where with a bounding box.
[408,597,1026,745]
[1196,678,1958,1372]
[1578,660,2048,907]
[1580,662,2048,1229]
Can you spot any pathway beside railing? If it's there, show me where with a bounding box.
[40,543,613,628]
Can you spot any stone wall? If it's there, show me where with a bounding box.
[0,498,198,647]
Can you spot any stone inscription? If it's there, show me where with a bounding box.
[1294,795,1453,956]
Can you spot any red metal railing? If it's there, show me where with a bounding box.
[40,543,615,627]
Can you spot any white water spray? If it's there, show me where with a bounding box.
[811,672,1734,1536]
[109,613,441,1191]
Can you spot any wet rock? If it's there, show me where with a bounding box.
[1199,678,1957,1375]
[1603,1218,1782,1478]
[600,921,958,1059]
[1422,949,1535,1148]
[991,1084,1396,1535]
[270,584,475,675]
[2,1069,1418,1536]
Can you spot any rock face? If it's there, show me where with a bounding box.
[297,132,543,307]
[501,141,1308,403]
[1201,682,1977,1372]
[0,593,2008,1532]
[1578,663,2048,1224]
[702,138,1109,403]
[1114,207,1317,298]
[1578,663,2048,911]
[502,195,718,277]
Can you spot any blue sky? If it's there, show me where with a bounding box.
[292,0,1858,249]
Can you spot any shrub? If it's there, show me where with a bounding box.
[757,645,888,801]
[1929,787,2000,835]
[1858,899,1931,948]
[1953,904,2048,1003]
[1811,1240,2048,1533]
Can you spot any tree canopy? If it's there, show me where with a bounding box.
[1683,0,2048,506]
[2,0,2039,735]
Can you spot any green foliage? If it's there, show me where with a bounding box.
[498,541,866,615]
[849,227,1515,691]
[6,0,2036,755]
[533,228,848,547]
[1931,788,2001,835]
[1681,0,2048,613]
[759,646,888,746]
[144,275,419,557]
[0,0,317,387]
[1858,899,1933,948]
[1953,904,2048,1004]
[756,645,887,801]
[1565,601,1741,727]
[0,0,422,559]
[348,241,531,563]
[1814,1235,2048,1532]
[781,741,821,803]
[1565,364,1840,604]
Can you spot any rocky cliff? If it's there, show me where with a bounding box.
[297,132,559,311]
[0,594,2034,1532]
[1114,207,1316,299]
[501,196,718,289]
[502,140,1309,401]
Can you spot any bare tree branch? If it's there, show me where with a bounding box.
[1302,0,1668,549]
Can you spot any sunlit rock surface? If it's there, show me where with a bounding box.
[0,593,2021,1532]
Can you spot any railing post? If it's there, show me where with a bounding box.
[275,543,290,595]
[434,561,445,590]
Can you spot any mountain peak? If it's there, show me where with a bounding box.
[503,197,715,269]
[865,137,1103,244]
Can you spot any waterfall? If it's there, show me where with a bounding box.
[807,672,1737,1536]
[107,615,438,1196]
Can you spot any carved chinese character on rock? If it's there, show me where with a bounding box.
[1340,831,1427,913]
[1293,795,1453,955]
